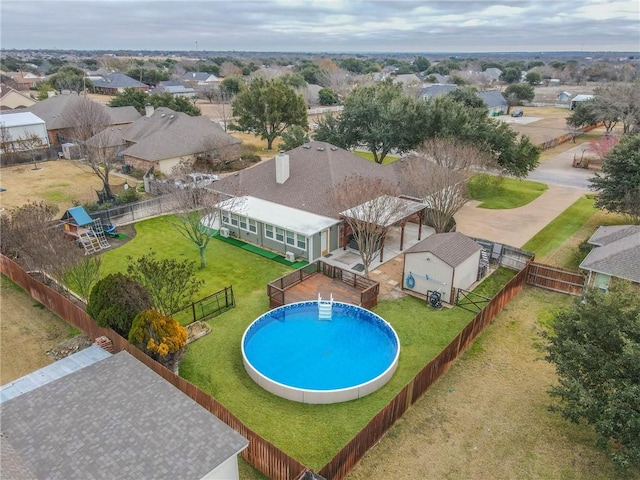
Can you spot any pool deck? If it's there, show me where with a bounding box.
[283,273,362,305]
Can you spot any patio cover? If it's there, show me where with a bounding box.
[217,195,339,236]
[340,195,427,227]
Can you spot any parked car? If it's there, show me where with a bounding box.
[511,109,524,117]
[174,173,219,189]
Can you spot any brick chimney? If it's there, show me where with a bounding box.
[276,152,289,184]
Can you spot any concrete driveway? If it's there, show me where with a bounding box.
[454,186,587,248]
[527,143,596,190]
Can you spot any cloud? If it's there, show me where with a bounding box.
[1,0,638,52]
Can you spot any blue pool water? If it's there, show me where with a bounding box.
[242,302,399,391]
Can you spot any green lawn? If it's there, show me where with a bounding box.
[98,215,506,469]
[468,173,548,209]
[352,150,399,164]
[522,195,598,258]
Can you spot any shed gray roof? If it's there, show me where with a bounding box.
[87,107,240,162]
[92,72,147,89]
[405,232,482,268]
[580,225,640,283]
[213,141,443,219]
[0,351,248,480]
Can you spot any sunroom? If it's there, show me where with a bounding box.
[216,196,341,262]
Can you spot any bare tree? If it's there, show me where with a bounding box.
[0,201,86,288]
[61,97,122,199]
[593,82,640,134]
[64,256,103,302]
[161,184,224,268]
[1,132,49,167]
[398,138,494,233]
[330,176,406,276]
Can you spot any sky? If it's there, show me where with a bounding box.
[1,0,639,53]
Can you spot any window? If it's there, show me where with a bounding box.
[222,212,230,225]
[265,224,274,239]
[275,227,285,242]
[286,230,295,246]
[230,215,239,227]
[239,216,248,230]
[248,218,257,233]
[297,235,306,249]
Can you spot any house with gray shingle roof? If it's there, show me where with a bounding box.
[182,72,220,86]
[213,141,443,262]
[579,225,640,292]
[0,350,248,480]
[22,92,140,145]
[476,89,508,115]
[402,232,483,303]
[86,106,240,174]
[419,83,458,99]
[92,72,149,95]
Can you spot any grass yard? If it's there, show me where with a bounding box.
[346,286,638,480]
[352,150,399,164]
[522,195,608,259]
[99,215,484,469]
[468,173,548,209]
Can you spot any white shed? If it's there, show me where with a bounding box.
[0,111,49,152]
[403,232,482,304]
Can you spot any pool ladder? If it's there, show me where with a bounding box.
[318,293,334,320]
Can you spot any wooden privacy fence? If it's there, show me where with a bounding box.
[317,262,531,479]
[3,253,535,480]
[527,261,585,296]
[0,255,307,480]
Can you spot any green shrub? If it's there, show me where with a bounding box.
[87,273,153,336]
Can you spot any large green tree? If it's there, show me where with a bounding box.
[231,78,308,150]
[49,66,91,94]
[546,282,640,468]
[590,135,640,222]
[424,96,540,177]
[504,83,535,110]
[316,80,429,163]
[108,88,201,116]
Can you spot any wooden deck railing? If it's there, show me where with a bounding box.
[267,260,379,309]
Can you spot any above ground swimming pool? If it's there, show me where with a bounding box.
[242,301,400,404]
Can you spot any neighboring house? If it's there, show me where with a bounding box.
[419,83,458,99]
[477,89,509,115]
[152,80,197,98]
[86,105,241,174]
[570,94,595,110]
[0,111,49,153]
[0,348,249,480]
[92,72,149,95]
[393,73,422,87]
[402,232,483,304]
[213,141,440,262]
[22,92,140,145]
[422,73,450,84]
[420,85,508,115]
[183,72,220,86]
[579,225,640,292]
[0,84,36,110]
[556,91,572,102]
[4,71,44,90]
[483,68,503,83]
